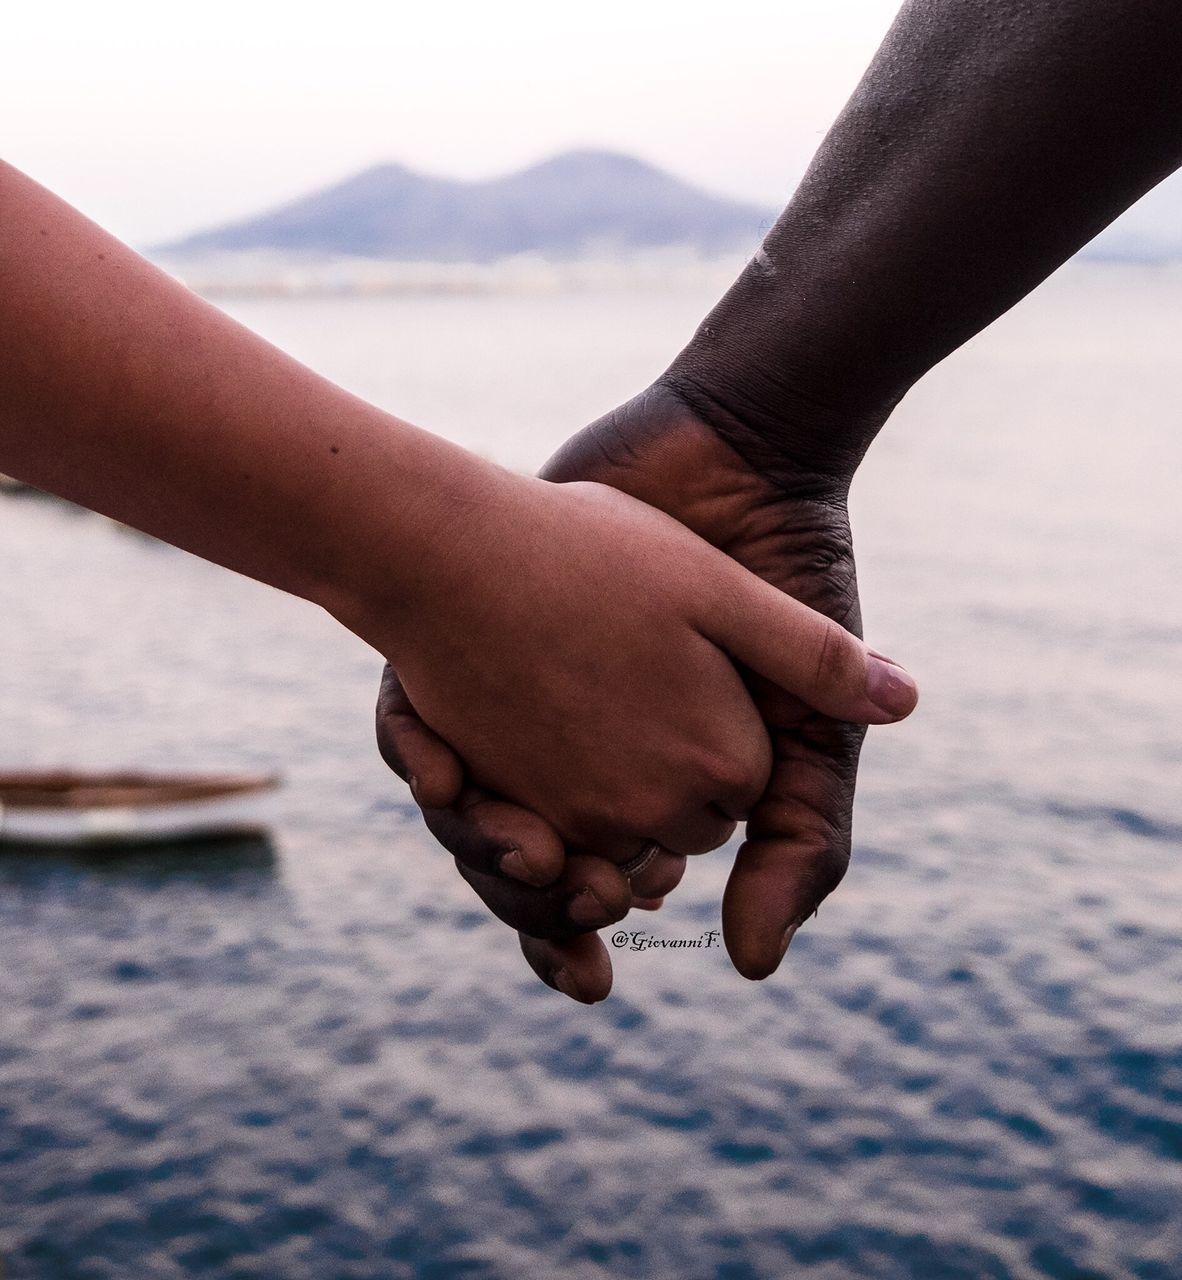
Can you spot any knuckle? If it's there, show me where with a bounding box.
[375,725,410,780]
[700,750,764,814]
[699,747,747,796]
[692,731,772,812]
[424,808,503,871]
[682,814,738,857]
[621,787,683,838]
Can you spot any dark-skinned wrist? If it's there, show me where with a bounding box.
[657,303,904,498]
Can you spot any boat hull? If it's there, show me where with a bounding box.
[0,772,280,847]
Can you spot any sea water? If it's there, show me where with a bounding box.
[0,261,1179,1278]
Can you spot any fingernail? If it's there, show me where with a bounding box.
[499,847,543,886]
[865,653,918,718]
[552,968,582,1001]
[568,887,609,928]
[407,774,420,802]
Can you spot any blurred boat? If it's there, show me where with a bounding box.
[0,770,281,847]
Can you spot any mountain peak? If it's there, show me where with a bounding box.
[517,148,664,177]
[160,151,773,261]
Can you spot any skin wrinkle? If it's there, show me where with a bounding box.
[747,802,847,866]
[657,370,871,496]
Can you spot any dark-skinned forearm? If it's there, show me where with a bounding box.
[662,0,1182,483]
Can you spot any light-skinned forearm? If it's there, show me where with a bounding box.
[662,0,1182,482]
[0,161,491,633]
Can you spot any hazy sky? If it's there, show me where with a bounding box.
[5,0,906,246]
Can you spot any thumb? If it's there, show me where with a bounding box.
[704,568,918,726]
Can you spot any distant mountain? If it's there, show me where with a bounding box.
[159,150,775,261]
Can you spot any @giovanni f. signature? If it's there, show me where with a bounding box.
[611,929,721,952]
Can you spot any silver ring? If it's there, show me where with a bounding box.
[619,840,662,879]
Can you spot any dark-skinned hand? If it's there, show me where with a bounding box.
[378,384,912,1001]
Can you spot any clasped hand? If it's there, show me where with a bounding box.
[371,390,918,1001]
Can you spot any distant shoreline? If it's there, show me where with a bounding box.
[151,249,1181,301]
[152,250,751,300]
